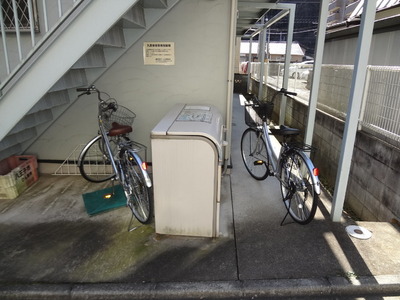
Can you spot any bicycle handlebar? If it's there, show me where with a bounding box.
[76,85,117,111]
[279,88,297,97]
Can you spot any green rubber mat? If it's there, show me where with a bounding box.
[82,185,126,216]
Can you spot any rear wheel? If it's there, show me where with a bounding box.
[240,127,270,180]
[279,150,318,224]
[120,149,151,224]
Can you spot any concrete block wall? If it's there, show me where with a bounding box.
[250,80,400,222]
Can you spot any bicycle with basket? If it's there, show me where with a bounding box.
[76,85,152,229]
[241,88,321,225]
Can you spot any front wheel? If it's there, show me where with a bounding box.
[241,127,270,180]
[279,150,318,224]
[78,135,116,183]
[120,149,151,224]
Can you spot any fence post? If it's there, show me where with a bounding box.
[358,66,371,130]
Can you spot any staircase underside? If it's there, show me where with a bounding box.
[0,0,179,161]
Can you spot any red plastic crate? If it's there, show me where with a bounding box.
[0,155,39,199]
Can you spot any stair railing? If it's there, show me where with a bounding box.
[0,0,84,92]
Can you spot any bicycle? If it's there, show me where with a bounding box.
[76,85,152,227]
[240,88,321,225]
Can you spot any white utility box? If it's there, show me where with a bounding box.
[151,104,225,237]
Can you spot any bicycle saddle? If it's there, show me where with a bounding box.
[270,125,300,136]
[109,122,132,136]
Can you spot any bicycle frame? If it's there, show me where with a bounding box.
[260,121,321,195]
[97,118,152,188]
[98,116,121,180]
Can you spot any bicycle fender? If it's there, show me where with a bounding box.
[78,135,102,166]
[128,150,152,188]
[296,151,321,195]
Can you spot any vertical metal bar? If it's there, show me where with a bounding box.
[0,3,11,74]
[224,0,237,170]
[28,0,35,47]
[58,0,63,17]
[258,19,266,100]
[358,65,371,130]
[304,0,329,146]
[12,0,23,61]
[331,0,377,222]
[42,0,48,32]
[279,5,295,125]
[247,37,252,93]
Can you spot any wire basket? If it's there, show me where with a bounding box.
[245,101,274,127]
[101,105,136,131]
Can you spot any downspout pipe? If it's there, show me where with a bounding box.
[224,0,238,170]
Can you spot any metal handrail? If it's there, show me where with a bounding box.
[0,0,85,92]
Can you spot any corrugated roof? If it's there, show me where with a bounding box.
[349,0,400,20]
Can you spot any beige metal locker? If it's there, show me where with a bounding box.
[151,104,224,237]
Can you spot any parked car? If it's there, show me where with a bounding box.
[288,60,314,79]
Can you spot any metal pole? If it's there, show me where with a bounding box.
[12,0,23,61]
[304,0,329,146]
[331,0,377,222]
[258,18,266,100]
[0,3,11,74]
[247,37,252,93]
[28,0,36,47]
[225,0,237,168]
[279,4,295,125]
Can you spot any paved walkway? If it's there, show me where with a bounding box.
[0,94,399,299]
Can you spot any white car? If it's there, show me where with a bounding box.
[288,60,314,79]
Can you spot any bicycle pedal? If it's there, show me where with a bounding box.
[254,160,264,166]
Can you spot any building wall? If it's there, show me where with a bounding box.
[27,0,232,161]
[323,30,400,66]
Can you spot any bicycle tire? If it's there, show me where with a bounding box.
[120,149,151,224]
[241,127,270,180]
[78,135,116,183]
[279,150,318,224]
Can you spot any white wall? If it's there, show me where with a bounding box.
[27,0,232,161]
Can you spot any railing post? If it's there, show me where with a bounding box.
[358,65,371,130]
[28,0,35,47]
[0,3,11,74]
[43,0,49,32]
[12,0,23,61]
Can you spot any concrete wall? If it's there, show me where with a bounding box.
[250,80,400,222]
[27,0,232,161]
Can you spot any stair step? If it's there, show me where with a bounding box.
[49,69,87,92]
[9,110,53,135]
[72,45,107,69]
[0,128,37,153]
[96,25,126,48]
[120,4,146,28]
[0,144,23,161]
[28,91,70,114]
[143,0,168,8]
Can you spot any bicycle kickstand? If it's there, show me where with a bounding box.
[280,193,294,226]
[127,215,142,232]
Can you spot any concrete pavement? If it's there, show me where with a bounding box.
[0,94,399,299]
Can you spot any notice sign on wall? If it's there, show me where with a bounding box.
[143,42,175,65]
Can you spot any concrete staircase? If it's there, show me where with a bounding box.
[0,0,179,161]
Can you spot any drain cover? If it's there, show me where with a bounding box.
[346,225,372,240]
